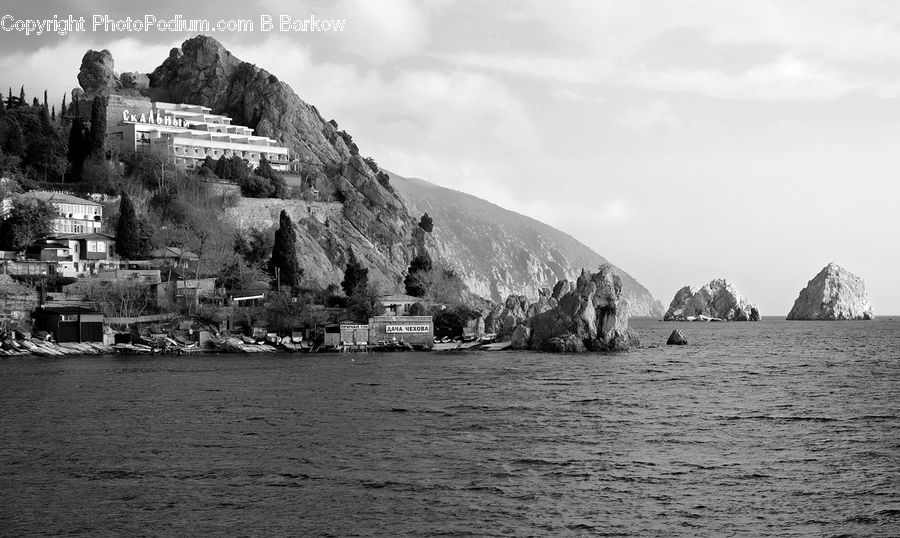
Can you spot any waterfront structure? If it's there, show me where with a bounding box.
[105,98,291,171]
[34,306,104,343]
[368,315,434,349]
[17,191,103,235]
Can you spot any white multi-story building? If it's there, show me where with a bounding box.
[106,101,291,171]
[17,191,103,235]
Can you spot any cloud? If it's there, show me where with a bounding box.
[616,101,681,135]
[333,0,431,63]
[0,36,174,99]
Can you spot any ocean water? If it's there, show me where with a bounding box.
[1,318,898,536]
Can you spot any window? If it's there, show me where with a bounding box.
[60,314,78,322]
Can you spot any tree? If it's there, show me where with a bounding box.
[0,116,25,156]
[268,210,302,292]
[115,192,142,259]
[412,263,467,305]
[0,198,56,251]
[255,155,286,198]
[66,279,153,318]
[341,248,368,297]
[234,226,274,268]
[67,117,89,181]
[89,97,106,159]
[403,252,433,297]
[418,212,434,233]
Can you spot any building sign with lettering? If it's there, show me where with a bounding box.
[122,109,187,128]
[386,324,431,334]
[340,324,369,330]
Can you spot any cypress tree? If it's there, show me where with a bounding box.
[51,105,56,122]
[19,86,25,103]
[43,89,48,108]
[61,93,67,117]
[115,192,142,259]
[341,248,369,297]
[0,94,5,116]
[67,117,88,181]
[269,210,302,292]
[89,97,106,159]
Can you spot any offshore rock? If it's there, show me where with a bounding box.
[666,329,688,345]
[78,50,123,96]
[664,279,759,322]
[510,325,530,350]
[529,267,639,352]
[787,263,874,320]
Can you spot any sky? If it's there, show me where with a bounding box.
[2,0,899,315]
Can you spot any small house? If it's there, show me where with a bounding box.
[34,306,104,343]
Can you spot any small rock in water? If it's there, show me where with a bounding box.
[666,329,688,345]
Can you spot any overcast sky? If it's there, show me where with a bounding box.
[3,0,898,314]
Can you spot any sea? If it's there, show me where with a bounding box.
[1,317,898,537]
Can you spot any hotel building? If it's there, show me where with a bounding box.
[105,99,291,171]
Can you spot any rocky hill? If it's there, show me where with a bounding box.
[390,173,662,316]
[663,279,759,321]
[79,36,417,291]
[79,35,662,313]
[787,263,874,320]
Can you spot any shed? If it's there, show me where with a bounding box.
[34,306,104,343]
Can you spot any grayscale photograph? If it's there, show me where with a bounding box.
[0,1,897,535]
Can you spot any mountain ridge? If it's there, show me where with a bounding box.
[390,173,663,316]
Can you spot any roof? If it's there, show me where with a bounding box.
[39,306,102,315]
[150,246,199,260]
[19,191,102,207]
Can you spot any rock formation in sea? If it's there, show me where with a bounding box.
[666,330,688,345]
[664,279,760,321]
[786,263,874,320]
[489,267,639,352]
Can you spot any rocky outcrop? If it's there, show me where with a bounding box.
[90,36,418,291]
[78,50,123,96]
[664,279,759,321]
[666,330,687,345]
[528,268,639,351]
[787,263,874,320]
[391,173,663,316]
[148,36,350,170]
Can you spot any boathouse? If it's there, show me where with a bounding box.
[33,306,104,343]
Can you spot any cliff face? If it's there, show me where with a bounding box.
[787,263,874,320]
[664,279,760,321]
[390,173,663,316]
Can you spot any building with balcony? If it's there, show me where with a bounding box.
[17,191,103,235]
[106,100,291,172]
[24,232,117,277]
